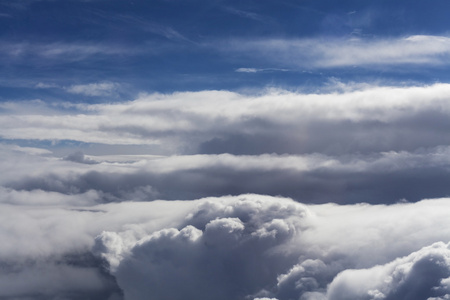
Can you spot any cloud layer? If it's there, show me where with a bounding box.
[3,187,450,299]
[93,194,450,300]
[2,83,450,155]
[3,1,450,299]
[3,83,450,298]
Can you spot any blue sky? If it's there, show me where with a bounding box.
[2,0,450,100]
[4,1,450,300]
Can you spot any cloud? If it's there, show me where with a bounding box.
[0,42,133,62]
[222,6,270,23]
[63,150,98,164]
[94,195,310,300]
[93,194,450,300]
[236,67,260,73]
[35,82,59,89]
[235,67,289,73]
[5,141,450,204]
[65,82,119,97]
[0,256,122,300]
[0,189,196,299]
[3,83,450,298]
[2,170,450,300]
[2,83,450,155]
[326,242,450,300]
[221,35,450,68]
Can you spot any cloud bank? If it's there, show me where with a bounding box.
[3,82,450,299]
[4,82,450,204]
[3,185,450,299]
[2,83,450,155]
[93,194,450,300]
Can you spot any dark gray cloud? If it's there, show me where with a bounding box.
[64,151,98,164]
[0,253,123,300]
[6,147,450,204]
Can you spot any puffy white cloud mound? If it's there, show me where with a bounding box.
[95,194,450,300]
[96,195,308,300]
[326,242,450,300]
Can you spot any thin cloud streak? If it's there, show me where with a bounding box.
[66,82,120,97]
[222,35,450,68]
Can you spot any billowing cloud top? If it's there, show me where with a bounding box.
[3,83,450,299]
[3,190,450,299]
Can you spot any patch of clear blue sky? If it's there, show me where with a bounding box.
[1,0,450,102]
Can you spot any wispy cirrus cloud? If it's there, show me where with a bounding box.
[65,82,120,96]
[235,67,289,73]
[0,41,145,67]
[222,35,450,68]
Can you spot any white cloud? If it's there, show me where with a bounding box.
[66,82,119,96]
[93,194,450,300]
[2,155,450,300]
[236,67,260,73]
[35,82,58,89]
[235,67,289,73]
[222,35,450,68]
[325,242,450,300]
[3,82,450,299]
[2,83,450,153]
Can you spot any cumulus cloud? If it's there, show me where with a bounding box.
[0,192,196,299]
[326,242,450,300]
[92,194,450,300]
[3,83,450,298]
[3,169,450,300]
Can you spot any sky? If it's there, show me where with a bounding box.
[2,0,450,299]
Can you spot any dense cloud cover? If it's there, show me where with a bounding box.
[4,190,450,299]
[2,81,450,299]
[3,84,450,156]
[4,84,450,204]
[3,0,450,298]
